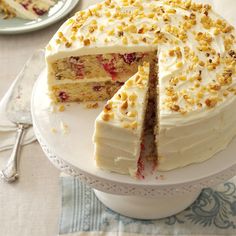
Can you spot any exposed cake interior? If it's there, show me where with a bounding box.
[48,51,156,102]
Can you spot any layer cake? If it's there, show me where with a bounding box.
[45,0,236,175]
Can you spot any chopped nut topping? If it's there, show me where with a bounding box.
[200,15,213,29]
[86,102,99,109]
[104,103,112,112]
[58,105,65,112]
[102,112,114,121]
[176,61,183,68]
[130,121,138,129]
[127,110,137,117]
[129,93,137,101]
[83,39,90,46]
[169,77,179,86]
[229,50,236,59]
[205,98,217,108]
[179,76,187,81]
[121,92,128,101]
[169,50,175,57]
[217,70,233,85]
[121,100,128,109]
[165,86,174,96]
[125,79,133,87]
[56,39,61,44]
[58,32,64,38]
[122,36,128,45]
[170,104,180,112]
[223,91,229,97]
[65,42,72,48]
[209,83,221,91]
[166,8,176,14]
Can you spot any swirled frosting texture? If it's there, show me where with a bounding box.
[46,0,236,171]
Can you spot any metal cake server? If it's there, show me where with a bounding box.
[1,49,45,183]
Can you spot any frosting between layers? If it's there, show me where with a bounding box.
[51,76,112,85]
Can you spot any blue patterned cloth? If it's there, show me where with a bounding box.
[60,176,236,236]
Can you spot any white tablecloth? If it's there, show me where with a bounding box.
[0,0,235,235]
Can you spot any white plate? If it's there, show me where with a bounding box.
[0,0,80,34]
[32,70,236,197]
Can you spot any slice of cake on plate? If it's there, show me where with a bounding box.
[93,62,150,176]
[0,0,55,20]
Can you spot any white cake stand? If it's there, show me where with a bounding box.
[32,70,236,219]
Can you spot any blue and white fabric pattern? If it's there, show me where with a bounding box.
[60,176,236,236]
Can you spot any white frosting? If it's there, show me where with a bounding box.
[46,0,236,172]
[94,63,150,175]
[158,95,236,170]
[51,76,112,85]
[157,7,236,170]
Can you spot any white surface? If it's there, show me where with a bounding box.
[94,189,201,219]
[0,1,101,236]
[32,70,236,197]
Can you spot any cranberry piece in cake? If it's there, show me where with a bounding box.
[58,91,69,102]
[97,55,117,80]
[93,86,103,92]
[121,53,137,65]
[33,7,47,16]
[69,57,85,79]
[21,3,29,9]
[102,62,117,80]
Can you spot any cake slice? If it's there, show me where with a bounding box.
[0,0,55,20]
[93,62,150,176]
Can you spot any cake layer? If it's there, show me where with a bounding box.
[94,63,150,176]
[50,80,123,103]
[50,52,154,82]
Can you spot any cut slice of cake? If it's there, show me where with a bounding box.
[0,0,55,20]
[93,62,150,176]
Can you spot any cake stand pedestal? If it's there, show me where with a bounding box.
[94,190,200,219]
[31,71,236,219]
